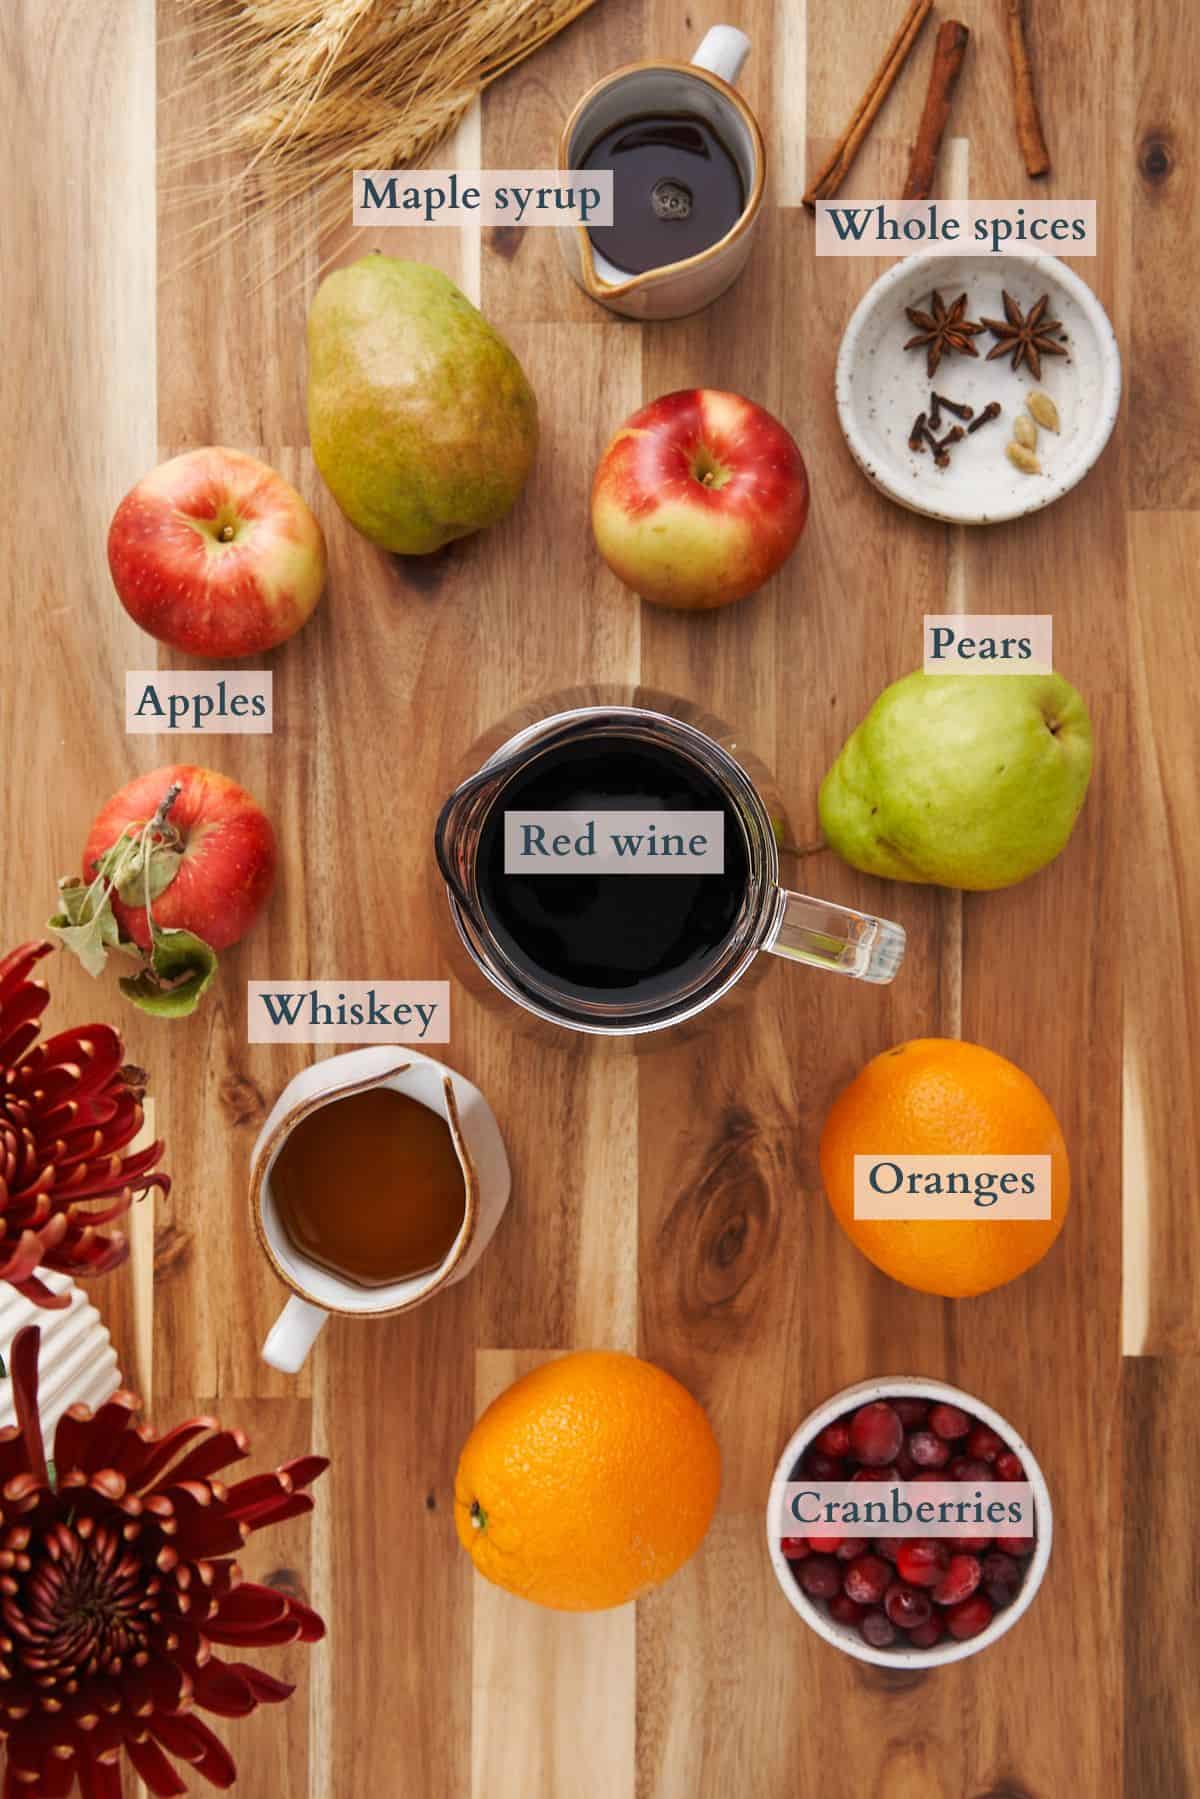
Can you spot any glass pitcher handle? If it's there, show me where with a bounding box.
[764,889,906,985]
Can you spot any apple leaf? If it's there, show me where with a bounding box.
[96,829,182,908]
[48,878,121,978]
[119,928,218,1018]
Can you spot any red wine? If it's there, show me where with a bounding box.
[477,735,750,1008]
[580,112,746,276]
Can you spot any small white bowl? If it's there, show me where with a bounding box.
[835,249,1121,524]
[766,1376,1053,1668]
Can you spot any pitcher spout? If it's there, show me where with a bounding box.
[434,760,506,912]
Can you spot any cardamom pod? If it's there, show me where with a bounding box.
[1027,391,1061,432]
[1013,415,1038,450]
[1006,441,1042,475]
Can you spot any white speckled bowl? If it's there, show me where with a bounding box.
[836,250,1121,525]
[766,1376,1053,1668]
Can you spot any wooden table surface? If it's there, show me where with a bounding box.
[3,0,1197,1794]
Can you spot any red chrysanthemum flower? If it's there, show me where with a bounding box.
[0,942,169,1306]
[0,1326,327,1796]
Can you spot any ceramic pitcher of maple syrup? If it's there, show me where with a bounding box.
[557,25,766,319]
[250,1047,511,1373]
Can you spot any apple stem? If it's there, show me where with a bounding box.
[218,523,235,543]
[150,781,183,839]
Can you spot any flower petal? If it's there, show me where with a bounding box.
[150,1715,237,1789]
[125,1734,190,1798]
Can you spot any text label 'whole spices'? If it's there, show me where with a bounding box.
[815,200,1096,256]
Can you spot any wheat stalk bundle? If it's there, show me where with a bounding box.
[168,0,599,256]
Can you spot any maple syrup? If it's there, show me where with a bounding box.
[580,111,746,275]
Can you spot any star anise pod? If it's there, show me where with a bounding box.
[903,291,985,378]
[981,291,1069,381]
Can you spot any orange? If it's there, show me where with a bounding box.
[454,1350,721,1611]
[819,1038,1070,1298]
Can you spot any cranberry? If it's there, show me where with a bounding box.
[894,1440,917,1479]
[893,1397,930,1427]
[897,1541,949,1588]
[885,1583,933,1630]
[981,1552,1022,1608]
[850,1401,904,1467]
[994,1534,1036,1557]
[908,1430,950,1469]
[859,1609,897,1649]
[780,1537,810,1560]
[947,1534,993,1553]
[995,1451,1025,1481]
[851,1464,898,1483]
[828,1592,867,1627]
[944,1594,995,1640]
[835,1537,868,1561]
[805,1531,844,1554]
[908,1613,946,1649]
[928,1403,971,1440]
[814,1421,852,1458]
[843,1554,892,1606]
[797,1555,841,1599]
[874,1536,906,1563]
[802,1448,844,1480]
[947,1457,992,1483]
[967,1424,1003,1463]
[932,1553,982,1606]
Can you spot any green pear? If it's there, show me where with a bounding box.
[307,255,538,554]
[819,671,1093,890]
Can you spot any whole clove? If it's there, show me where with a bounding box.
[909,411,929,451]
[929,391,942,431]
[966,401,1003,434]
[933,391,974,420]
[935,426,965,451]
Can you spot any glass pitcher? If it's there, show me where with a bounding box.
[434,687,905,1037]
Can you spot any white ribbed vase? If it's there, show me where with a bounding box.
[0,1272,121,1448]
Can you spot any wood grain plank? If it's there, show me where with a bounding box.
[1124,513,1200,1355]
[455,314,643,1355]
[470,1350,636,1799]
[949,3,1130,1791]
[629,3,965,1792]
[0,0,157,1396]
[1123,1356,1200,1799]
[1130,0,1199,509]
[153,12,488,1794]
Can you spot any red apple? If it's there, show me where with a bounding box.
[590,389,810,610]
[107,447,327,657]
[83,765,276,952]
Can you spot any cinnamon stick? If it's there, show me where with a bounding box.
[902,21,971,200]
[803,0,934,207]
[1004,0,1051,177]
